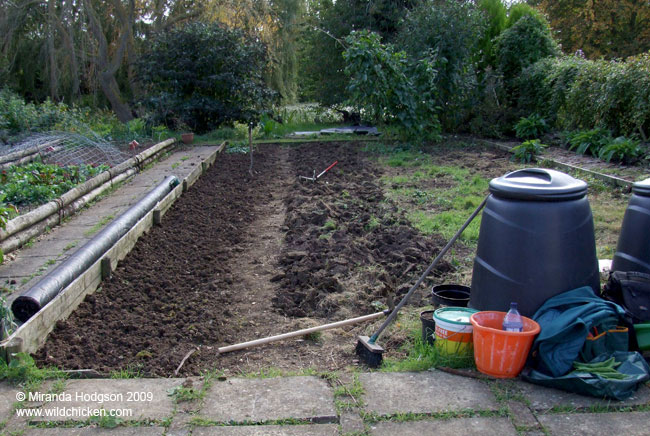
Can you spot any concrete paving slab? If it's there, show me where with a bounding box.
[66,212,117,229]
[200,376,336,423]
[0,382,19,421]
[508,400,539,429]
[10,238,85,260]
[0,256,63,280]
[516,380,650,411]
[32,378,182,422]
[340,411,365,434]
[23,427,165,435]
[537,411,650,436]
[369,417,518,436]
[191,425,339,436]
[359,370,499,416]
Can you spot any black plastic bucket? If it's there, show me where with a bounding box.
[432,284,470,307]
[420,310,436,345]
[612,179,650,273]
[470,168,600,317]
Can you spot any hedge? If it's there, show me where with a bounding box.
[518,52,650,138]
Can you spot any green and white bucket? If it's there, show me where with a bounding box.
[434,307,479,358]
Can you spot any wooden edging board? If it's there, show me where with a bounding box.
[479,139,634,189]
[1,141,227,358]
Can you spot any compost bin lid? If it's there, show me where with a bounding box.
[489,168,588,201]
[632,178,650,197]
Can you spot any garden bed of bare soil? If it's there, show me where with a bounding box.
[35,141,505,376]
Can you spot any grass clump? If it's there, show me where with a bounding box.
[0,353,66,392]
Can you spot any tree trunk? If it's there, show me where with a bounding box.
[98,71,133,123]
[60,0,80,99]
[83,0,134,122]
[47,0,59,101]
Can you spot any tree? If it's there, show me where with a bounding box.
[203,0,307,103]
[530,0,650,59]
[137,22,276,133]
[301,0,419,106]
[506,2,544,29]
[343,30,440,139]
[0,0,206,119]
[477,0,507,70]
[84,0,135,122]
[496,14,559,94]
[397,0,485,130]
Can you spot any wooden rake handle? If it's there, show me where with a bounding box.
[218,310,388,354]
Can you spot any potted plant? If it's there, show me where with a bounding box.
[181,132,194,144]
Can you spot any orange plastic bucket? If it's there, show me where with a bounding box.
[470,311,540,378]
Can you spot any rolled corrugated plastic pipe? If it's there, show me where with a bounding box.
[11,175,180,323]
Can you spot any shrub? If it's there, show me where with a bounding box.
[137,22,276,133]
[518,53,650,137]
[518,56,587,124]
[598,136,645,164]
[0,89,77,136]
[514,114,548,139]
[565,55,650,137]
[468,69,512,138]
[511,139,546,163]
[566,128,611,156]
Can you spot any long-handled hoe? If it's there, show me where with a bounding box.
[356,196,489,367]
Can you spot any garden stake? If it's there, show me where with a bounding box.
[356,195,489,367]
[300,160,338,181]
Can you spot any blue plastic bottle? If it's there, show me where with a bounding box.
[502,302,523,332]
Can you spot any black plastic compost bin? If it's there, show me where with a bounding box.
[612,178,650,274]
[469,168,600,317]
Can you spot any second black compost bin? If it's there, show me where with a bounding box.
[469,168,600,317]
[611,178,650,274]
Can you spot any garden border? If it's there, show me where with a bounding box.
[0,141,227,360]
[479,139,634,189]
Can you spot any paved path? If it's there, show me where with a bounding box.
[1,370,649,435]
[0,145,220,303]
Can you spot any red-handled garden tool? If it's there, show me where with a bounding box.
[300,160,338,181]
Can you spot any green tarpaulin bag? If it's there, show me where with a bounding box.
[522,351,650,401]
